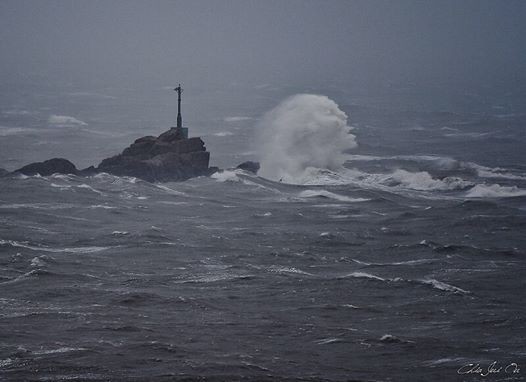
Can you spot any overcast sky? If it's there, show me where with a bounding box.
[1,0,525,90]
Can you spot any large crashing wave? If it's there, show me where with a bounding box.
[257,94,356,182]
[254,94,526,198]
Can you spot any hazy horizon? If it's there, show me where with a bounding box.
[1,0,525,91]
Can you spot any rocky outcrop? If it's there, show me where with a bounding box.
[11,127,216,182]
[236,161,260,174]
[15,158,78,176]
[96,127,213,182]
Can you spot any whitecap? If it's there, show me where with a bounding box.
[159,201,188,206]
[340,272,385,281]
[351,258,437,266]
[375,169,473,191]
[466,184,526,198]
[469,163,526,180]
[181,273,253,283]
[423,357,470,366]
[299,189,369,202]
[342,304,361,309]
[0,239,111,253]
[50,183,72,190]
[111,231,129,236]
[48,114,87,127]
[315,338,342,345]
[212,131,234,137]
[33,347,87,355]
[254,212,272,217]
[268,265,313,276]
[30,256,47,267]
[88,204,116,209]
[155,184,187,196]
[76,184,104,195]
[1,269,43,284]
[417,278,470,294]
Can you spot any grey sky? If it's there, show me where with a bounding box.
[1,0,525,89]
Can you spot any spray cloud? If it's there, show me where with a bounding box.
[256,94,356,182]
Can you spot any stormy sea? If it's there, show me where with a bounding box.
[1,83,525,381]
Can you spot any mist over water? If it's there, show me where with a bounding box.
[257,94,356,182]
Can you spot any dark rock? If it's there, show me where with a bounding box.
[15,158,78,176]
[12,127,214,182]
[158,128,186,142]
[78,166,98,176]
[236,161,260,174]
[96,127,212,182]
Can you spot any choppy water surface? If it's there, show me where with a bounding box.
[1,87,526,381]
[1,162,525,381]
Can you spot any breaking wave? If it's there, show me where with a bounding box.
[466,184,526,198]
[253,95,524,199]
[257,94,356,182]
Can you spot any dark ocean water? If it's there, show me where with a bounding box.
[1,84,526,381]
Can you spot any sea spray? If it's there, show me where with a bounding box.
[257,94,356,182]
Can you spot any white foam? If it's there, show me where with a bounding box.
[466,184,526,198]
[224,116,253,122]
[424,357,470,366]
[0,239,111,253]
[299,189,369,202]
[76,184,104,195]
[268,265,313,276]
[342,272,386,281]
[418,278,469,294]
[346,154,526,182]
[0,203,74,210]
[351,258,437,266]
[30,256,46,267]
[51,174,77,180]
[33,347,87,355]
[380,334,401,342]
[315,338,342,345]
[48,114,87,127]
[181,273,253,283]
[50,183,72,190]
[271,164,473,194]
[111,231,129,236]
[469,163,526,180]
[211,170,241,182]
[377,169,473,191]
[155,184,187,196]
[88,204,116,209]
[212,131,234,137]
[0,358,13,367]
